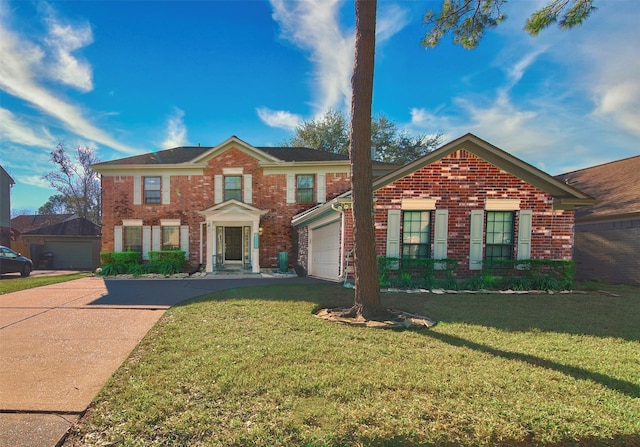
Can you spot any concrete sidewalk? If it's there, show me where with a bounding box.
[0,274,325,447]
[0,276,169,447]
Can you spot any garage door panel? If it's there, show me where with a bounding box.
[310,221,340,281]
[46,241,93,270]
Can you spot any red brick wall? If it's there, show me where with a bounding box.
[340,150,574,277]
[100,146,352,269]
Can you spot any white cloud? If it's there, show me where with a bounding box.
[43,19,94,91]
[266,0,410,126]
[376,3,410,44]
[16,174,51,190]
[160,108,188,149]
[0,2,139,155]
[0,108,54,147]
[256,107,302,131]
[270,0,353,114]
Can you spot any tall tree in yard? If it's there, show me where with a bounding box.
[346,0,596,320]
[347,0,385,319]
[43,144,101,224]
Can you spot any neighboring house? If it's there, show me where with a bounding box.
[293,133,596,281]
[556,156,640,285]
[0,165,15,246]
[92,136,396,273]
[11,214,101,270]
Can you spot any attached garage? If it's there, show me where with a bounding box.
[308,219,341,281]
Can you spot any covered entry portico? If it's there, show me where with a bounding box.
[200,200,266,273]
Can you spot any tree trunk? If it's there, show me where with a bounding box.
[347,0,386,320]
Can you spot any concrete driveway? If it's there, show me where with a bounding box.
[0,274,325,447]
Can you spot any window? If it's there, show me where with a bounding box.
[296,175,314,203]
[162,226,180,251]
[224,176,242,201]
[124,226,142,252]
[485,211,514,263]
[402,211,430,258]
[144,177,161,204]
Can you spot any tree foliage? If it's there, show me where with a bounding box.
[423,0,597,49]
[43,144,101,223]
[38,194,72,215]
[284,109,442,165]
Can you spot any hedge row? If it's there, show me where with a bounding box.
[98,251,187,276]
[377,257,574,291]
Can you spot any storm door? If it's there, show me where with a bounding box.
[224,227,243,261]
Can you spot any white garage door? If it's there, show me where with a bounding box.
[309,220,340,281]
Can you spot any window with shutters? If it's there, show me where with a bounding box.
[162,226,180,250]
[144,177,161,204]
[124,226,142,252]
[296,175,315,203]
[485,211,514,264]
[224,176,242,201]
[402,211,431,258]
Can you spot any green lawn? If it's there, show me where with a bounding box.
[0,272,90,294]
[66,283,639,447]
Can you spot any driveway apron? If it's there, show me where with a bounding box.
[0,275,324,447]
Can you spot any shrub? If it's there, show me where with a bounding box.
[98,263,126,276]
[148,251,186,276]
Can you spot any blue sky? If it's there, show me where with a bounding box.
[1,0,638,213]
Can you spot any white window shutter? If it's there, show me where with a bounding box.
[286,173,295,204]
[517,210,532,260]
[142,226,151,260]
[243,174,252,204]
[162,174,171,205]
[317,174,326,203]
[214,175,223,204]
[152,226,161,251]
[114,226,123,252]
[386,210,401,269]
[433,210,448,267]
[133,176,141,205]
[180,225,189,259]
[469,210,484,270]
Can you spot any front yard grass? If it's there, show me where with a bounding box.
[66,283,639,446]
[0,272,90,295]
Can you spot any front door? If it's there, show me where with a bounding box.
[225,227,242,261]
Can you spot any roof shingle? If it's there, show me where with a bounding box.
[555,155,640,221]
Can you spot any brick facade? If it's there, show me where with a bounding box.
[294,137,587,281]
[99,145,352,270]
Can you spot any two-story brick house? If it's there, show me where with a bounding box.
[95,133,594,280]
[292,133,596,280]
[92,136,394,273]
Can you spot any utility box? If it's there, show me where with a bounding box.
[278,251,288,273]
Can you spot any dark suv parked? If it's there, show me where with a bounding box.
[0,245,33,277]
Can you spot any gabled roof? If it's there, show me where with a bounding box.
[92,136,351,169]
[23,216,101,236]
[293,133,596,227]
[372,133,595,209]
[0,165,15,185]
[11,214,77,233]
[258,147,349,162]
[555,155,640,222]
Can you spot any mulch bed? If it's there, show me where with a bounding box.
[314,307,437,329]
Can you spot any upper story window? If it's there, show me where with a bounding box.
[402,211,431,258]
[296,175,315,203]
[485,211,514,264]
[144,177,161,204]
[224,176,242,201]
